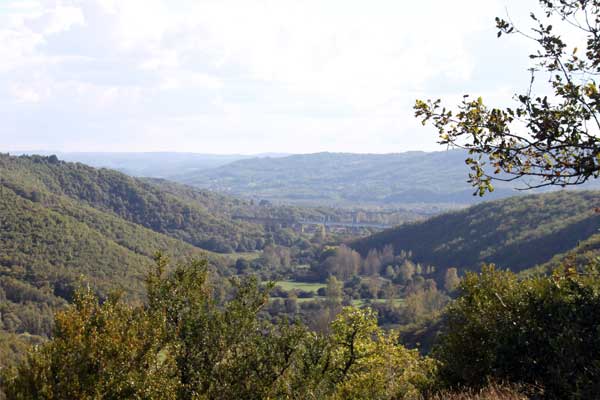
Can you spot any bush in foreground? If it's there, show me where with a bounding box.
[435,265,600,399]
[2,256,437,399]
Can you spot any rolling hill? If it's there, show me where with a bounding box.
[13,151,290,178]
[522,232,600,276]
[0,156,230,344]
[0,153,271,253]
[172,150,552,207]
[0,153,371,320]
[12,152,252,178]
[350,190,600,273]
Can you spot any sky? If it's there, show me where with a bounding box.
[0,0,541,154]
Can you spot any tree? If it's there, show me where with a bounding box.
[362,249,382,276]
[380,244,395,266]
[443,268,460,293]
[415,1,600,195]
[146,255,305,400]
[326,275,344,310]
[325,308,438,399]
[384,265,396,280]
[324,245,362,280]
[398,260,416,284]
[284,292,298,314]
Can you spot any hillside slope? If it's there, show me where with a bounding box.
[522,233,600,276]
[13,151,292,178]
[0,154,272,343]
[0,171,224,342]
[350,191,600,272]
[0,154,267,253]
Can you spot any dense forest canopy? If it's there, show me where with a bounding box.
[351,190,600,273]
[0,153,270,253]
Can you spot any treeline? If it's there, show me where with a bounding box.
[2,257,599,399]
[0,154,367,254]
[300,244,457,299]
[266,245,453,331]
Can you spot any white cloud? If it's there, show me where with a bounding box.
[9,83,42,103]
[0,0,540,153]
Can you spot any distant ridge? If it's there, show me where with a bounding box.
[8,151,291,178]
[172,150,567,207]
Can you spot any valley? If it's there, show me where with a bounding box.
[4,1,600,396]
[3,152,600,365]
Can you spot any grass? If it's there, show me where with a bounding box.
[271,280,404,306]
[269,295,403,306]
[274,281,326,293]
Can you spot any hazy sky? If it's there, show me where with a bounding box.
[1,0,540,154]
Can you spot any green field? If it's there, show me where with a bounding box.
[271,281,404,306]
[268,297,404,306]
[274,281,326,293]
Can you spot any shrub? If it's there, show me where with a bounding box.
[435,264,600,399]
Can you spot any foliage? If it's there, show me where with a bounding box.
[3,289,179,400]
[146,255,307,400]
[0,153,267,253]
[0,153,348,357]
[523,232,600,276]
[324,307,438,400]
[0,162,226,344]
[3,257,438,400]
[148,177,351,224]
[444,268,461,292]
[435,264,600,399]
[415,1,600,195]
[322,245,362,280]
[0,332,44,371]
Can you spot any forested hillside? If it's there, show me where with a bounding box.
[146,177,351,222]
[0,153,310,349]
[0,154,272,253]
[351,190,600,273]
[0,157,234,345]
[174,150,548,206]
[523,233,600,277]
